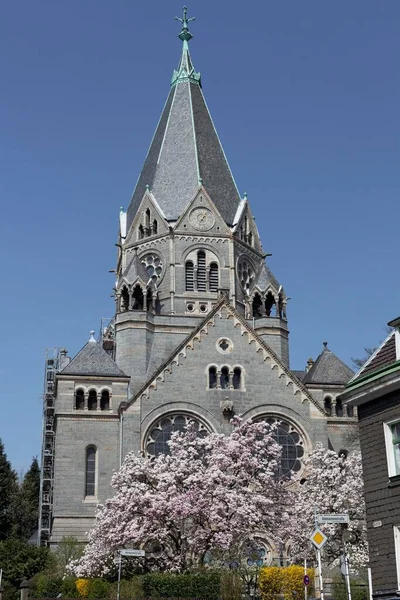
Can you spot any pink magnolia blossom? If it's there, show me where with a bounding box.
[288,443,368,571]
[70,417,288,576]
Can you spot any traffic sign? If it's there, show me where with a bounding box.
[317,514,349,525]
[311,528,327,549]
[119,549,145,557]
[303,575,310,586]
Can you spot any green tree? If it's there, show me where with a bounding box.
[11,457,40,540]
[0,439,18,540]
[0,538,50,600]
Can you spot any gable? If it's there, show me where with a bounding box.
[125,300,324,415]
[125,190,169,247]
[233,200,263,253]
[174,187,231,236]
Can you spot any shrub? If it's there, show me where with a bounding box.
[142,571,221,599]
[61,577,78,597]
[87,578,110,599]
[33,574,63,598]
[220,570,243,600]
[259,565,315,600]
[107,577,144,599]
[332,576,368,600]
[76,578,91,597]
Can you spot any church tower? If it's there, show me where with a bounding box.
[113,9,289,395]
[42,10,356,549]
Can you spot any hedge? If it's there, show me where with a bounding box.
[259,565,315,600]
[142,572,221,599]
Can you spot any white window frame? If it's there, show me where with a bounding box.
[383,420,400,478]
[394,525,400,589]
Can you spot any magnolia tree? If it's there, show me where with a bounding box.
[70,417,289,576]
[288,443,368,571]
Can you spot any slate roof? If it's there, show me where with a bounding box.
[351,331,396,381]
[126,47,241,230]
[255,262,281,292]
[302,344,353,386]
[61,341,127,378]
[121,253,150,286]
[292,370,306,382]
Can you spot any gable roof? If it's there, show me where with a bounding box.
[124,297,325,413]
[255,262,281,293]
[349,331,397,383]
[61,340,128,378]
[126,46,241,231]
[302,344,353,386]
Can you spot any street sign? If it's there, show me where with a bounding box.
[119,549,145,557]
[303,575,310,586]
[311,528,327,549]
[317,514,349,524]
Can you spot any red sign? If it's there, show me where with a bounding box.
[303,575,310,586]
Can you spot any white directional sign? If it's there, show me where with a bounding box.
[317,514,349,524]
[119,549,145,557]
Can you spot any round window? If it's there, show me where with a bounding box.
[237,258,255,292]
[145,414,210,457]
[140,253,163,284]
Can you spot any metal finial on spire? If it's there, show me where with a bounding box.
[89,330,96,343]
[175,6,195,42]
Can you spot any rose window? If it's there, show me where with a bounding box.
[256,417,305,478]
[237,258,255,292]
[140,253,163,285]
[145,414,209,457]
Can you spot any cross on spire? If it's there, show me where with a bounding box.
[175,6,195,43]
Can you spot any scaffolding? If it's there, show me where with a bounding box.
[38,348,60,546]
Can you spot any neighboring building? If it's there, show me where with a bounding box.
[39,11,356,552]
[341,320,400,599]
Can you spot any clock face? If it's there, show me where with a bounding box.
[189,207,215,231]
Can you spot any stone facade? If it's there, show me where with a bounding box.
[41,17,357,554]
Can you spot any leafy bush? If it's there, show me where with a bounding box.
[87,578,111,598]
[32,574,63,598]
[142,571,221,599]
[107,577,144,599]
[259,565,315,600]
[332,576,368,600]
[220,570,243,600]
[76,578,91,597]
[61,577,79,597]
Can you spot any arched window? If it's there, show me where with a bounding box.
[100,390,110,411]
[88,390,97,411]
[209,262,219,292]
[152,219,158,235]
[255,417,305,479]
[85,446,97,497]
[145,208,151,236]
[132,284,144,310]
[324,397,332,416]
[252,293,263,318]
[233,367,242,390]
[121,286,129,312]
[220,366,229,389]
[248,231,253,247]
[265,292,276,317]
[75,389,85,410]
[336,399,343,417]
[138,224,144,239]
[146,414,209,457]
[209,366,217,389]
[185,261,194,291]
[197,250,206,292]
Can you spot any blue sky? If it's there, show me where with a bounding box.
[1,0,399,473]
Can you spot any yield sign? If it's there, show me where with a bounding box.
[311,528,327,549]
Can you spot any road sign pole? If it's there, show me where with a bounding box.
[342,534,352,600]
[116,554,122,600]
[317,548,324,600]
[304,558,308,600]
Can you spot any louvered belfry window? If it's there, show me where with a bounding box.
[197,251,207,292]
[185,261,194,291]
[209,262,219,292]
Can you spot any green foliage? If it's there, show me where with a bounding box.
[52,536,84,577]
[0,538,50,586]
[11,457,41,541]
[0,439,18,541]
[61,577,79,597]
[220,570,243,600]
[142,571,221,599]
[87,578,111,598]
[107,577,144,599]
[32,573,63,598]
[332,576,368,600]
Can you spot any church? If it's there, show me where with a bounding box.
[39,10,356,556]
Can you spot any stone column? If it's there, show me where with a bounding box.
[143,290,147,311]
[84,392,88,411]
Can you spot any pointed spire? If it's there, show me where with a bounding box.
[172,7,201,87]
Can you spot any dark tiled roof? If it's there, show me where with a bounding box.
[121,253,150,286]
[303,346,353,386]
[355,332,396,378]
[255,262,281,292]
[292,370,306,382]
[61,341,127,378]
[126,59,241,230]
